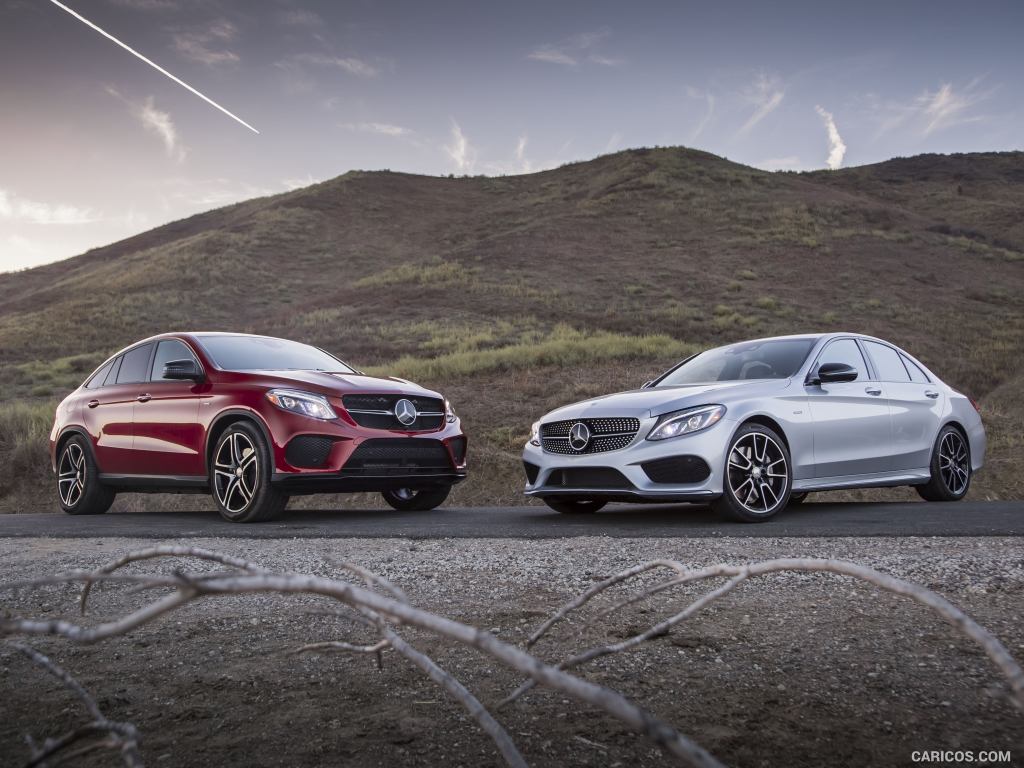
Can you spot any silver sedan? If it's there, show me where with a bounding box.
[522,333,985,521]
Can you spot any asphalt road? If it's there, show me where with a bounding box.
[0,501,1021,538]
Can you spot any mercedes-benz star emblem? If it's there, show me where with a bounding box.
[568,421,591,451]
[394,398,418,426]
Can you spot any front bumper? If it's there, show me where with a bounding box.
[522,415,734,502]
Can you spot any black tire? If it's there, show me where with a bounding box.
[542,498,608,514]
[713,423,793,523]
[788,492,809,505]
[210,422,288,522]
[915,425,971,502]
[56,436,115,515]
[381,486,451,511]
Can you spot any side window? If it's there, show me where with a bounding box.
[103,356,122,386]
[901,354,929,383]
[85,360,114,389]
[150,339,200,381]
[115,344,153,384]
[816,339,866,381]
[863,341,910,382]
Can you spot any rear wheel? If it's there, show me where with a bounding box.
[211,423,289,522]
[382,486,451,511]
[916,426,971,502]
[57,436,115,515]
[713,423,792,522]
[542,498,608,514]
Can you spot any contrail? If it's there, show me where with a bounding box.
[47,0,259,134]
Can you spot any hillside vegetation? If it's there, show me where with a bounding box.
[1,147,1022,511]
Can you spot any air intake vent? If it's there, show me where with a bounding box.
[340,438,453,476]
[641,455,711,484]
[284,435,335,469]
[546,467,631,489]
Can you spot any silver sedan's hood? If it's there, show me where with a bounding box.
[542,379,791,421]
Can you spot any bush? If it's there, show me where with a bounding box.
[0,401,57,511]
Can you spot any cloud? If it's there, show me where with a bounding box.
[603,132,622,153]
[444,120,476,173]
[685,86,716,142]
[756,156,807,172]
[917,81,990,135]
[527,28,622,68]
[340,122,411,137]
[108,0,178,9]
[282,174,319,191]
[527,49,577,66]
[291,52,378,77]
[280,9,322,27]
[137,97,186,162]
[0,189,99,225]
[814,105,847,170]
[173,20,239,66]
[481,135,537,175]
[737,72,784,135]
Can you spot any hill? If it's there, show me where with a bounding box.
[2,147,1022,511]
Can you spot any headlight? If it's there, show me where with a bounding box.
[266,389,337,420]
[445,398,458,424]
[647,404,725,440]
[529,421,541,446]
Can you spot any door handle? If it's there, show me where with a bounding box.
[925,391,940,399]
[864,386,882,396]
[137,393,152,403]
[87,399,99,409]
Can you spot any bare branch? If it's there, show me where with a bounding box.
[296,639,391,655]
[6,642,143,767]
[0,550,724,768]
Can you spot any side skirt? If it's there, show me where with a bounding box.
[98,474,209,494]
[794,469,931,493]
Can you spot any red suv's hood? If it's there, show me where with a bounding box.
[243,370,443,399]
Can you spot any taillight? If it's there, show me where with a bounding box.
[968,396,981,413]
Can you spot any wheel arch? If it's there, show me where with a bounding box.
[205,409,276,473]
[54,426,97,471]
[736,414,790,451]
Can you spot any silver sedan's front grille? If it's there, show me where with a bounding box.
[540,417,640,455]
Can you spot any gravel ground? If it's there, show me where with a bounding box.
[1,535,1022,768]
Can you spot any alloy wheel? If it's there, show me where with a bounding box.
[214,432,259,514]
[58,442,86,507]
[938,430,969,496]
[726,432,789,515]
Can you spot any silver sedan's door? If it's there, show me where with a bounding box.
[804,338,893,478]
[861,341,942,471]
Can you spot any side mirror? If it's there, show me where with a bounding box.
[641,380,655,389]
[163,359,204,381]
[809,362,858,385]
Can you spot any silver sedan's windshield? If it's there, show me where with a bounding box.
[657,337,817,385]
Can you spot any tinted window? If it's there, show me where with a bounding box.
[863,340,910,382]
[657,338,816,385]
[151,339,200,381]
[197,335,354,373]
[103,356,122,386]
[85,360,114,389]
[816,339,866,381]
[901,354,929,383]
[116,344,153,384]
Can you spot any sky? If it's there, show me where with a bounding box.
[1,0,1022,271]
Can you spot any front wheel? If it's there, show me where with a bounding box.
[916,426,971,502]
[713,423,793,522]
[382,486,451,511]
[211,423,289,522]
[542,498,608,514]
[57,436,115,515]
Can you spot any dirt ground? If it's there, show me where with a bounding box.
[1,536,1022,768]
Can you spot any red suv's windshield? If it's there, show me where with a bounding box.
[197,335,355,372]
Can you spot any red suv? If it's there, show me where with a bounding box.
[49,333,467,522]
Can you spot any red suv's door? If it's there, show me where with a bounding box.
[130,339,205,477]
[82,343,153,474]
